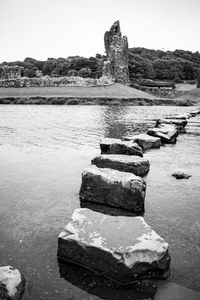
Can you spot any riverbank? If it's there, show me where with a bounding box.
[0,83,196,106]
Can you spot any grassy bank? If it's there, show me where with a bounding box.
[0,83,196,106]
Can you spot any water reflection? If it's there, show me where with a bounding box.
[80,201,142,217]
[58,259,159,300]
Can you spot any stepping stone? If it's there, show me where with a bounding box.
[100,138,143,157]
[57,208,170,284]
[165,113,191,120]
[79,165,146,214]
[171,171,192,179]
[147,124,178,144]
[0,266,25,300]
[156,119,187,133]
[91,154,150,177]
[124,133,161,151]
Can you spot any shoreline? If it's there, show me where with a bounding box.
[0,96,196,106]
[0,84,198,106]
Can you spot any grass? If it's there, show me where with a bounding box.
[0,83,156,99]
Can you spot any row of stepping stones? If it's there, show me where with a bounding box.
[1,109,200,299]
[57,110,200,287]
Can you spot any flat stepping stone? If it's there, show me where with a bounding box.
[124,134,161,151]
[100,138,143,157]
[57,208,170,284]
[172,171,192,179]
[79,165,146,214]
[147,124,178,144]
[165,113,191,120]
[157,118,187,128]
[0,266,25,300]
[91,154,150,177]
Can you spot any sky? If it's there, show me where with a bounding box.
[0,0,200,62]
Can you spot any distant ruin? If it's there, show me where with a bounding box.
[103,21,130,85]
[197,69,200,88]
[0,65,24,79]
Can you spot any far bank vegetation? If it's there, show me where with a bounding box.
[1,48,200,85]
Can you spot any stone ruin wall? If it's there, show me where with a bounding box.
[0,65,24,79]
[102,21,130,85]
[197,69,200,88]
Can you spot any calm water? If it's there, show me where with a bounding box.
[0,105,200,299]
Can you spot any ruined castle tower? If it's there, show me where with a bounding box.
[102,21,130,85]
[197,69,200,88]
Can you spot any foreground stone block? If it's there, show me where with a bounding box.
[57,209,170,284]
[124,134,161,151]
[91,154,150,177]
[79,165,146,214]
[147,124,178,144]
[100,138,143,157]
[0,266,25,300]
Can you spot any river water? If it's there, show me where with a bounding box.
[0,105,200,299]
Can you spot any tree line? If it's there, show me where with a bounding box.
[1,48,200,83]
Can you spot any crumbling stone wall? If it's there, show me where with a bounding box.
[103,21,130,85]
[0,65,24,79]
[197,69,200,88]
[0,75,113,88]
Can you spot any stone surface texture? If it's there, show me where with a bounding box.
[0,266,25,300]
[124,134,161,151]
[79,165,146,214]
[57,208,170,284]
[100,138,143,157]
[103,21,130,85]
[147,124,178,144]
[91,154,150,177]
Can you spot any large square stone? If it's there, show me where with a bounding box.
[57,209,170,284]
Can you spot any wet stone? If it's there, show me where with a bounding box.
[172,171,192,179]
[124,134,161,151]
[0,266,25,300]
[147,124,178,144]
[91,154,150,177]
[79,165,146,214]
[57,208,170,284]
[156,119,187,133]
[100,138,143,157]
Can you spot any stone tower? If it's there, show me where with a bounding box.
[102,21,130,85]
[197,69,200,88]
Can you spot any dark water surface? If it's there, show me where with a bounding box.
[0,105,200,299]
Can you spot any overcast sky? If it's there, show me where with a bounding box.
[0,0,199,62]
